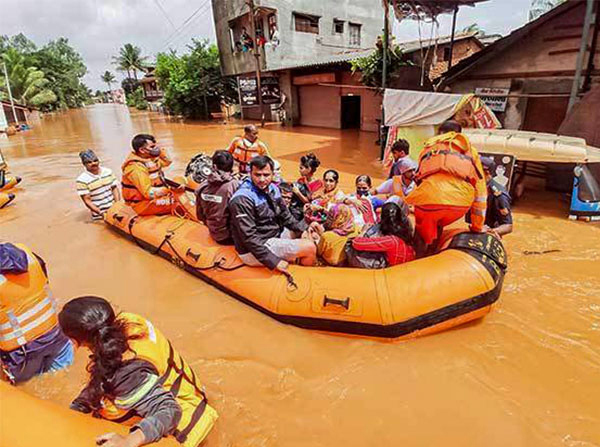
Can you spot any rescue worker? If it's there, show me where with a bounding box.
[0,243,73,384]
[227,124,270,174]
[122,134,183,216]
[407,120,487,251]
[372,158,418,201]
[59,296,218,447]
[476,157,513,237]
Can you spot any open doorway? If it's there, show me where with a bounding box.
[341,95,361,129]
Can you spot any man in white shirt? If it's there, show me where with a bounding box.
[76,149,121,220]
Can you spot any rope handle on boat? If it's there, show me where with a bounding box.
[323,295,350,310]
[281,271,298,291]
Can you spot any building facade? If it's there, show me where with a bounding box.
[211,0,383,129]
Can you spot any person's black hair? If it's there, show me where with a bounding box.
[439,120,462,134]
[249,155,274,171]
[58,296,139,410]
[355,175,372,187]
[380,202,414,245]
[279,182,293,193]
[244,124,257,134]
[131,134,156,152]
[300,153,321,173]
[212,150,234,173]
[391,139,410,154]
[323,169,339,182]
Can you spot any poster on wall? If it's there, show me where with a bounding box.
[260,77,281,105]
[479,152,516,191]
[475,88,509,113]
[239,77,258,106]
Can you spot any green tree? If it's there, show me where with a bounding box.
[1,47,57,108]
[126,86,148,110]
[113,43,148,81]
[155,39,237,119]
[101,70,116,92]
[350,38,409,88]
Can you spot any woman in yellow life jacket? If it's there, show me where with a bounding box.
[58,296,218,447]
[406,121,487,250]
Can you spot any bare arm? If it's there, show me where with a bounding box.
[80,194,103,215]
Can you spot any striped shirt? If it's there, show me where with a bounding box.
[76,167,118,220]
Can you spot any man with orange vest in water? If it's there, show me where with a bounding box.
[227,124,270,174]
[406,120,487,251]
[0,243,73,384]
[122,134,185,216]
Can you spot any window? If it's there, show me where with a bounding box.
[443,47,452,62]
[349,23,361,46]
[334,19,344,34]
[294,12,319,34]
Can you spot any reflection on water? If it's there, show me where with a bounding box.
[1,105,600,446]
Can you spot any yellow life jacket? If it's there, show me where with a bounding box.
[121,152,166,204]
[416,132,483,186]
[97,313,218,447]
[0,244,58,352]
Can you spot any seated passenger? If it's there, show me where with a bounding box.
[373,158,418,201]
[293,153,323,205]
[228,156,323,273]
[387,139,411,179]
[195,150,241,245]
[227,124,270,174]
[76,149,121,221]
[279,181,304,222]
[305,169,346,223]
[59,296,218,447]
[317,204,361,266]
[343,175,383,227]
[122,134,182,216]
[351,202,416,268]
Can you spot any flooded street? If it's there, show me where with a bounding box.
[2,104,599,446]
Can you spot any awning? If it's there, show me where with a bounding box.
[384,89,464,126]
[390,0,488,20]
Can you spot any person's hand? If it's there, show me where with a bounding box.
[370,188,378,196]
[308,221,324,236]
[469,225,486,234]
[349,197,368,213]
[275,260,289,272]
[292,186,301,196]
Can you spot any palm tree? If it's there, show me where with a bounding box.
[101,70,116,96]
[112,44,148,81]
[1,48,57,108]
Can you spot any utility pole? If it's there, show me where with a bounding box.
[2,61,19,124]
[568,0,595,112]
[246,0,265,127]
[380,0,390,160]
[447,3,459,70]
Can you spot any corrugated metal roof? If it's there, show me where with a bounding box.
[270,48,374,71]
[391,0,489,20]
[398,32,482,53]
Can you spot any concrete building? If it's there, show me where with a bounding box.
[441,0,600,134]
[211,0,383,129]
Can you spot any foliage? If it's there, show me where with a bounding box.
[0,48,57,108]
[101,70,116,90]
[112,43,148,81]
[0,34,90,111]
[350,39,410,88]
[155,39,238,119]
[126,86,148,110]
[121,78,140,95]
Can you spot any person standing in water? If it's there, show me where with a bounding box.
[227,125,270,174]
[59,296,218,447]
[76,149,121,220]
[0,243,73,384]
[121,134,183,216]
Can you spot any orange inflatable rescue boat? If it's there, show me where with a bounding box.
[0,381,178,447]
[104,199,507,340]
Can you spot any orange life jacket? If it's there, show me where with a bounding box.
[416,132,483,187]
[97,313,218,447]
[121,152,166,204]
[0,244,58,352]
[227,137,269,173]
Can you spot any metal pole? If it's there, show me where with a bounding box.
[237,76,245,120]
[582,2,599,93]
[447,3,459,70]
[2,62,19,124]
[568,0,595,112]
[246,0,265,127]
[380,0,389,160]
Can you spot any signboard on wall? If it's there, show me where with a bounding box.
[475,87,509,113]
[238,77,281,106]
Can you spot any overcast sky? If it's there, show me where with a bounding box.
[0,0,533,92]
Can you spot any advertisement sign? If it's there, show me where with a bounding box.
[475,88,510,113]
[479,152,516,191]
[239,77,281,106]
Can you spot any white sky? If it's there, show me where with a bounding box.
[0,0,534,92]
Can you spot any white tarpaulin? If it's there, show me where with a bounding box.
[383,89,464,127]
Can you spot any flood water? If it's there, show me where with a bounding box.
[2,104,599,446]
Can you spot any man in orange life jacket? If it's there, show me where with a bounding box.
[0,243,73,384]
[227,124,270,174]
[122,134,184,216]
[406,120,487,250]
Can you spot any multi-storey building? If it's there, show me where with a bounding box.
[211,0,383,129]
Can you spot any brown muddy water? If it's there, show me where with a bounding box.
[1,104,599,447]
